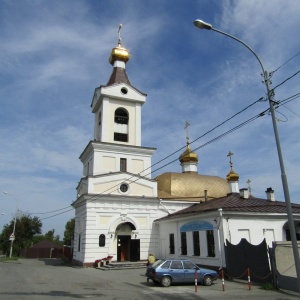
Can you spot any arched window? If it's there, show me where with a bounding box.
[114,108,128,142]
[115,108,128,124]
[99,234,106,247]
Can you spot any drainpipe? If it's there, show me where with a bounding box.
[159,199,171,215]
[217,208,223,269]
[226,217,231,243]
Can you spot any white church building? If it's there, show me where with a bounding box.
[71,30,300,267]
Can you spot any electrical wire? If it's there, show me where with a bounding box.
[273,92,300,119]
[40,107,269,221]
[270,50,300,75]
[33,96,264,218]
[282,105,300,119]
[272,70,300,91]
[30,206,73,215]
[276,92,300,106]
[148,110,267,177]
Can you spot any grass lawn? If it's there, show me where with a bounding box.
[0,256,18,262]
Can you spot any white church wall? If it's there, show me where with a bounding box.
[90,148,153,177]
[102,156,116,173]
[224,216,287,248]
[74,196,166,264]
[73,204,88,263]
[131,159,144,174]
[100,84,145,103]
[157,218,221,268]
[90,177,157,197]
[100,97,109,142]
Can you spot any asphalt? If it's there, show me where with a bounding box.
[0,258,299,300]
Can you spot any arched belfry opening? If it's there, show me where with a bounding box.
[114,108,129,142]
[115,222,140,262]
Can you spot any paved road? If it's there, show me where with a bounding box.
[0,259,298,300]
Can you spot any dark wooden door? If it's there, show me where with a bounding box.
[117,236,130,262]
[130,239,140,262]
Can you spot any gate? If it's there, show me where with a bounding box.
[224,238,271,282]
[270,241,300,293]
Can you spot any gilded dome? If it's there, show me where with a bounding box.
[109,24,130,65]
[226,169,239,182]
[109,45,130,65]
[179,145,198,163]
[155,172,229,202]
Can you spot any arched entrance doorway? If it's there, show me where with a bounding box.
[116,222,140,262]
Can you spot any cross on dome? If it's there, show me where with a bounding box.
[226,151,239,182]
[185,121,190,145]
[109,24,130,65]
[118,24,122,46]
[227,151,234,170]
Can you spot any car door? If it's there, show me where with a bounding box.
[169,261,184,283]
[183,260,198,283]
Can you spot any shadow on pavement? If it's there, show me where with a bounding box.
[38,258,69,266]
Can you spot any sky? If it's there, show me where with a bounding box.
[0,0,300,239]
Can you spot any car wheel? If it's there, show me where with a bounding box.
[203,275,213,286]
[161,276,172,287]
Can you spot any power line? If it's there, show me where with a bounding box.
[272,70,300,91]
[282,105,300,119]
[40,107,269,221]
[149,111,267,176]
[270,50,300,75]
[30,206,73,215]
[34,96,264,218]
[275,91,300,119]
[277,92,300,106]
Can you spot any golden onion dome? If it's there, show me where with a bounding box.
[109,45,130,65]
[226,169,239,182]
[109,24,130,65]
[155,172,229,201]
[179,145,198,163]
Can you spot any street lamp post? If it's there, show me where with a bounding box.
[194,19,300,291]
[3,191,18,258]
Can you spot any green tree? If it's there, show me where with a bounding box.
[63,218,75,246]
[0,213,42,256]
[31,234,47,245]
[44,229,61,244]
[30,230,62,247]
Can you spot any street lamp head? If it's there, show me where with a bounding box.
[194,19,212,30]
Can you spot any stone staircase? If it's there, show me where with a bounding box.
[96,261,147,270]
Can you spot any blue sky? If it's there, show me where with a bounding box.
[1,0,300,238]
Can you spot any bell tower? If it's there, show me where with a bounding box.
[91,24,145,147]
[77,24,156,197]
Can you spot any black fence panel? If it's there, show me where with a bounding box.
[224,238,271,283]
